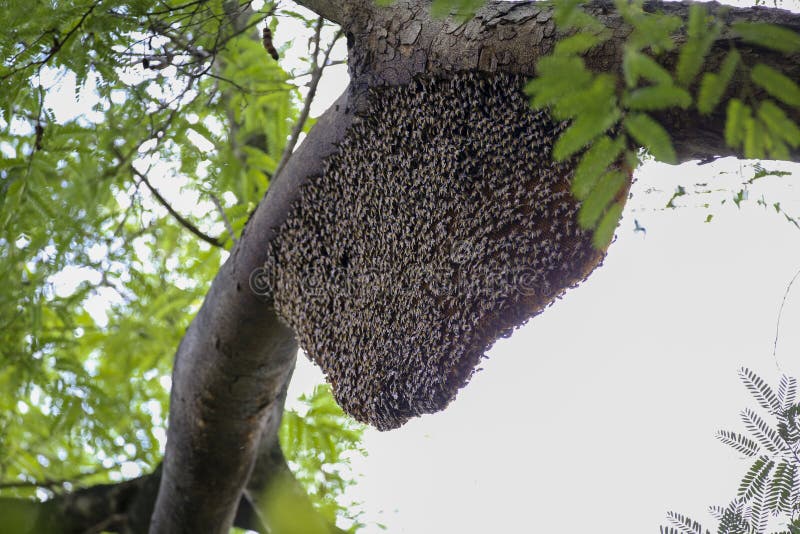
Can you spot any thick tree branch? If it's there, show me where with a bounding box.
[0,467,160,534]
[147,2,359,531]
[0,434,340,534]
[339,0,800,161]
[148,88,355,533]
[0,467,110,491]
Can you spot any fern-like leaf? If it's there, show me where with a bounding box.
[766,461,795,514]
[571,135,625,200]
[777,376,797,412]
[732,21,800,55]
[708,505,726,521]
[738,456,773,501]
[750,64,800,109]
[624,112,676,163]
[717,500,750,534]
[740,368,782,414]
[697,50,740,114]
[675,4,720,87]
[667,511,710,534]
[741,408,786,454]
[750,481,770,533]
[790,463,800,513]
[717,430,761,457]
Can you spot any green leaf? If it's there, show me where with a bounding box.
[751,63,800,109]
[592,201,624,249]
[622,48,673,87]
[758,101,800,149]
[553,107,621,161]
[675,4,720,87]
[739,367,782,414]
[744,115,766,159]
[528,56,593,109]
[572,135,626,200]
[554,32,606,56]
[741,408,785,454]
[554,0,604,32]
[624,113,676,163]
[716,430,760,457]
[578,170,627,229]
[733,22,800,54]
[777,375,797,411]
[617,0,682,53]
[725,98,750,147]
[737,455,773,500]
[552,74,617,118]
[624,85,691,110]
[696,50,740,114]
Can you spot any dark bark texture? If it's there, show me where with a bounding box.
[11,1,800,533]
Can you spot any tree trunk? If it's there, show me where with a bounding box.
[15,1,800,532]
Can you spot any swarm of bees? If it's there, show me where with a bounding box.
[261,73,610,430]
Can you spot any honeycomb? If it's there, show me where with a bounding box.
[261,72,610,430]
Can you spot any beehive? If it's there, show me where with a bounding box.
[262,72,609,430]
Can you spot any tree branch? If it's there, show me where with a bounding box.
[0,436,340,534]
[206,191,238,246]
[274,20,343,181]
[0,467,110,491]
[290,0,371,26]
[0,0,101,81]
[149,87,355,533]
[343,0,800,162]
[132,166,224,248]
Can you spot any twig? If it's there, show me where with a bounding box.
[273,20,341,181]
[1,0,101,81]
[207,191,238,245]
[772,266,800,370]
[132,167,223,248]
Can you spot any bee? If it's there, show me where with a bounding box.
[262,26,279,61]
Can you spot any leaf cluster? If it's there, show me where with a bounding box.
[526,0,800,248]
[0,2,358,525]
[661,368,800,534]
[280,385,368,532]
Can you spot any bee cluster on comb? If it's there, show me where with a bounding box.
[261,72,608,430]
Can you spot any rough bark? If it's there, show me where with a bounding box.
[13,1,800,532]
